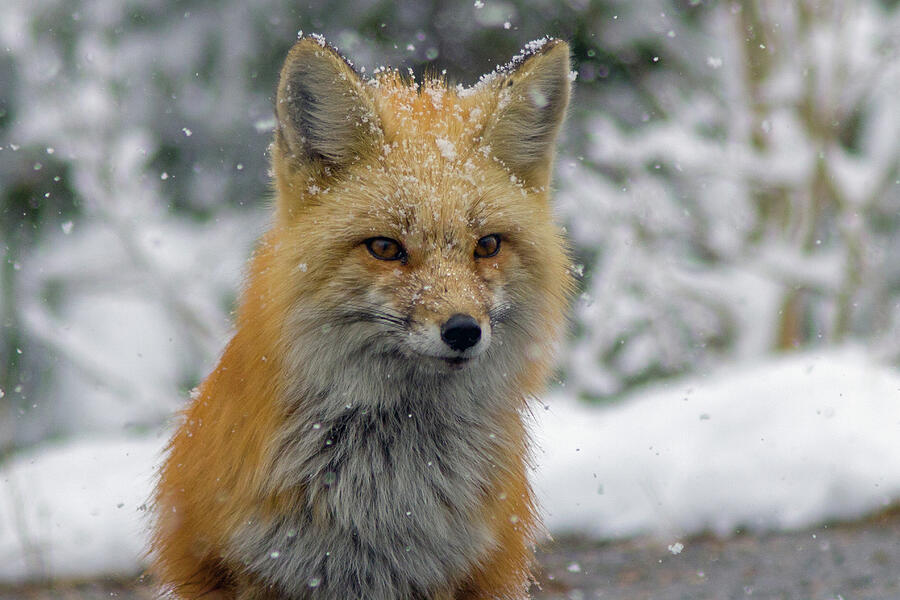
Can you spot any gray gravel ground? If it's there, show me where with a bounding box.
[532,509,900,600]
[2,510,898,600]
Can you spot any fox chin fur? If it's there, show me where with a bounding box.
[151,35,574,600]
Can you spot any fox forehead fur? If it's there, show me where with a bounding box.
[151,35,573,600]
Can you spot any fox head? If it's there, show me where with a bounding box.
[266,36,573,402]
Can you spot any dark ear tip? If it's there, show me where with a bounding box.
[284,34,357,74]
[499,38,570,83]
[522,38,570,61]
[540,38,569,51]
[288,34,333,55]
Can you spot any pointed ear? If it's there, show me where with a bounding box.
[275,37,382,172]
[483,39,571,185]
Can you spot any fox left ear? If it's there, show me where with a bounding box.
[274,37,382,174]
[483,39,571,185]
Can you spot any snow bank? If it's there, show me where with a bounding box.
[1,348,899,582]
[0,436,162,582]
[535,348,900,539]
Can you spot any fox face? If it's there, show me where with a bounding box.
[270,37,573,396]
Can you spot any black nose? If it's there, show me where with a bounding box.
[440,313,482,352]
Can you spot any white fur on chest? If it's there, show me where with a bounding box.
[228,353,518,600]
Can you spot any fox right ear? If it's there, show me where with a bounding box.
[275,37,382,172]
[482,39,571,186]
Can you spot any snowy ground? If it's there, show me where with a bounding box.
[534,348,900,539]
[1,348,898,583]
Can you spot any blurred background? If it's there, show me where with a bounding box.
[3,0,898,456]
[1,0,899,595]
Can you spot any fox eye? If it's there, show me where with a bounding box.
[364,237,406,261]
[474,234,501,258]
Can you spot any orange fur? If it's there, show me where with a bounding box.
[151,36,572,600]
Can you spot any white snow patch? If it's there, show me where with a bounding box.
[0,435,163,582]
[535,348,900,539]
[434,137,457,161]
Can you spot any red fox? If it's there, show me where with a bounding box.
[151,35,573,600]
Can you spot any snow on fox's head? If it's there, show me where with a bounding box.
[270,36,572,382]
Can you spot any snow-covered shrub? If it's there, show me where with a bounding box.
[561,0,900,397]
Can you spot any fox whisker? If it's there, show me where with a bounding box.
[488,303,515,325]
[336,303,410,329]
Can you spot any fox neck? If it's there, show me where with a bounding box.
[272,322,526,490]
